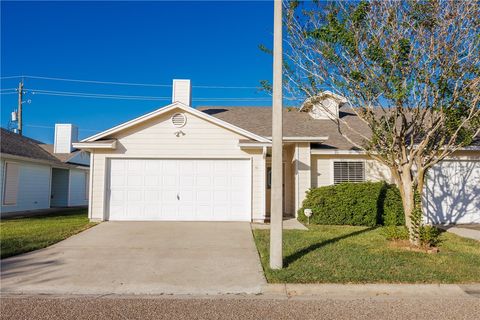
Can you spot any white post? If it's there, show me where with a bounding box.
[269,0,283,270]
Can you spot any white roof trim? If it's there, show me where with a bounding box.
[264,136,329,142]
[239,142,272,148]
[311,149,365,155]
[1,154,85,169]
[73,140,117,149]
[82,102,270,143]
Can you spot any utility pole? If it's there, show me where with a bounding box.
[17,80,24,135]
[270,0,283,270]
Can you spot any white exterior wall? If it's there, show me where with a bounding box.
[68,168,89,206]
[311,154,392,188]
[0,159,52,214]
[294,142,311,213]
[89,108,266,222]
[424,151,480,224]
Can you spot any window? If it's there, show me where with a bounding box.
[333,161,365,184]
[3,162,19,205]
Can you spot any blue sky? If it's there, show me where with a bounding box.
[1,1,274,143]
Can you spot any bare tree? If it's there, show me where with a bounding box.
[283,0,480,244]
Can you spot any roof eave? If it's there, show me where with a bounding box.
[82,102,270,143]
[72,139,117,150]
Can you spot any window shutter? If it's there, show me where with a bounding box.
[3,163,19,205]
[333,161,365,184]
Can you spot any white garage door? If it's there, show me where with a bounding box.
[424,160,480,224]
[107,159,251,221]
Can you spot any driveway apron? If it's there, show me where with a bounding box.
[0,222,266,295]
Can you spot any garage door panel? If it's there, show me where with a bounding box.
[145,176,159,186]
[425,160,480,224]
[196,176,212,186]
[108,159,251,221]
[127,175,143,186]
[127,160,143,171]
[214,190,228,201]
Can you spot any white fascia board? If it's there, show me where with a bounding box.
[239,142,272,148]
[1,154,72,169]
[264,136,329,142]
[310,149,365,155]
[82,102,270,143]
[72,140,117,149]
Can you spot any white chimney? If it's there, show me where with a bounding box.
[172,79,191,106]
[54,124,78,154]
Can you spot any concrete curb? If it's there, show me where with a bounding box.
[2,284,479,301]
[261,283,480,299]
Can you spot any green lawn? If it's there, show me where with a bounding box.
[253,225,480,283]
[1,209,96,259]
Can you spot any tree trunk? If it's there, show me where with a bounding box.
[400,178,418,245]
[391,167,419,245]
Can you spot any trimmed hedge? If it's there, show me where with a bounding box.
[298,182,404,227]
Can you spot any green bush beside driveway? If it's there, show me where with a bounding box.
[298,182,404,227]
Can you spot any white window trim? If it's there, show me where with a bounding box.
[330,159,366,185]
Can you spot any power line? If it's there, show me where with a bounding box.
[0,75,262,89]
[30,89,171,100]
[25,124,99,132]
[0,75,23,80]
[27,88,273,101]
[1,87,300,101]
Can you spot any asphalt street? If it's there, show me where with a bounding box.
[1,294,479,320]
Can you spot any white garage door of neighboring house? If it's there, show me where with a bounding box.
[425,160,480,224]
[107,159,251,221]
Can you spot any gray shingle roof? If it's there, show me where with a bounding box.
[38,144,81,163]
[0,128,85,166]
[0,128,65,163]
[198,106,368,149]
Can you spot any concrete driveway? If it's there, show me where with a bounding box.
[0,222,266,295]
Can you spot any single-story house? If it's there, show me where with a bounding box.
[73,79,480,224]
[1,124,90,215]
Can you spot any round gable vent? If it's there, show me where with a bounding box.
[171,113,187,128]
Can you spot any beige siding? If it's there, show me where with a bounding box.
[251,151,266,222]
[311,154,393,189]
[89,108,266,221]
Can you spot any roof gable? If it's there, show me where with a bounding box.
[83,102,270,143]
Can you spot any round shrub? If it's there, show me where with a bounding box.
[298,182,404,227]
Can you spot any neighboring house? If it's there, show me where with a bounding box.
[73,79,480,224]
[1,125,90,215]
